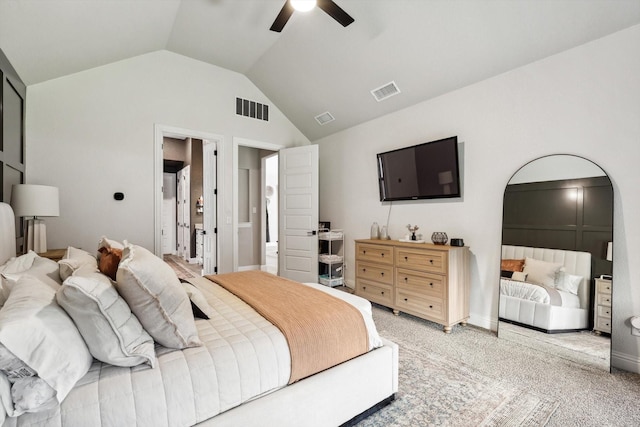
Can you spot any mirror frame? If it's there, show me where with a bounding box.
[497,154,613,370]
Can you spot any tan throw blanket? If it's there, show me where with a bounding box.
[205,271,369,383]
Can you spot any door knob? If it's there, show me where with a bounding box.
[307,230,317,236]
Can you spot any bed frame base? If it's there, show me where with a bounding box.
[340,394,395,427]
[499,317,587,334]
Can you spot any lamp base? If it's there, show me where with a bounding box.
[25,218,48,253]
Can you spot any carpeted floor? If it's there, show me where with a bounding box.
[360,305,640,426]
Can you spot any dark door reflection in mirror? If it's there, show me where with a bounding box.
[498,155,613,372]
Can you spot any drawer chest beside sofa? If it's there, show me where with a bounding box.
[355,239,470,333]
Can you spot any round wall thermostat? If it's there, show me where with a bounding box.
[114,192,125,201]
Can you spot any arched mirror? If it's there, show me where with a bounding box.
[497,155,613,372]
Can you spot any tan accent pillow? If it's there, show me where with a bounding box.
[98,247,122,281]
[116,243,201,349]
[501,259,525,272]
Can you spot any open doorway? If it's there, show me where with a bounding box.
[263,153,278,274]
[154,125,220,276]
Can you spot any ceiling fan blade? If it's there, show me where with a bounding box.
[270,2,295,32]
[317,0,355,27]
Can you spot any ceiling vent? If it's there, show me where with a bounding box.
[371,81,401,102]
[315,111,335,125]
[236,97,269,121]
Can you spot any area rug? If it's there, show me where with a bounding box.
[163,255,198,280]
[357,309,559,426]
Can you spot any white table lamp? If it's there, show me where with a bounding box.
[10,184,60,253]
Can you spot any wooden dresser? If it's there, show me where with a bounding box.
[355,239,470,333]
[593,278,612,334]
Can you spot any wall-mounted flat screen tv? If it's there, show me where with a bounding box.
[377,136,461,201]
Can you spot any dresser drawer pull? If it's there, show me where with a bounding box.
[380,272,384,277]
[404,277,408,282]
[429,305,433,309]
[404,256,408,261]
[429,283,434,287]
[381,291,385,295]
[363,250,366,254]
[381,253,385,257]
[404,298,408,302]
[362,268,366,273]
[429,259,434,264]
[362,286,367,291]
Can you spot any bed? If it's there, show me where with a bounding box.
[0,202,398,426]
[499,245,592,332]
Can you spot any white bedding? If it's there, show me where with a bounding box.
[4,277,382,427]
[500,278,580,309]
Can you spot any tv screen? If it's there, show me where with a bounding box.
[377,136,461,201]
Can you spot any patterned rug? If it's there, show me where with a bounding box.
[358,308,559,427]
[163,255,199,280]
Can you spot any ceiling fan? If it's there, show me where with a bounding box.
[270,0,355,32]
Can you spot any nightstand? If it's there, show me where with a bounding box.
[594,278,612,334]
[37,248,66,262]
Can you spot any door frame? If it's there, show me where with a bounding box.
[154,125,223,274]
[232,137,284,272]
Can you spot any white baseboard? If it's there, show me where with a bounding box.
[611,350,640,374]
[238,265,260,272]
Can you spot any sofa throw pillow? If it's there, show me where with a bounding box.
[57,271,156,367]
[116,243,201,349]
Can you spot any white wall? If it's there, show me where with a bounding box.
[318,25,640,372]
[25,50,309,272]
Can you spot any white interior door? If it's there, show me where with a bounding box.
[278,145,319,282]
[177,165,191,260]
[162,173,176,255]
[203,141,217,274]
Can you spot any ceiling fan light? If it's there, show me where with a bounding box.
[290,0,317,12]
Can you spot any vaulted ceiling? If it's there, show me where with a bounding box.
[1,0,639,141]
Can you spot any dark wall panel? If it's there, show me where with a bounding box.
[503,176,613,279]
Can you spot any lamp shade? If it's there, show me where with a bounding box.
[606,241,613,262]
[10,184,60,218]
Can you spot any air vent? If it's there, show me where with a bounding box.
[236,97,269,121]
[371,81,401,102]
[315,111,335,125]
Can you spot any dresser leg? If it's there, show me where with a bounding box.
[393,309,399,316]
[460,320,467,326]
[443,326,452,334]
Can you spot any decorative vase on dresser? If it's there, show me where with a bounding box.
[355,239,470,333]
[593,277,612,334]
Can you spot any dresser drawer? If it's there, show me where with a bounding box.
[596,280,612,294]
[395,248,446,274]
[355,261,394,285]
[597,305,612,319]
[597,292,612,307]
[356,243,394,265]
[595,316,612,333]
[396,289,445,322]
[396,268,445,298]
[356,279,393,307]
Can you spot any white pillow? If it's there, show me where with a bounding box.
[0,251,39,306]
[523,257,563,287]
[57,271,156,367]
[58,247,98,281]
[556,272,583,295]
[116,243,202,349]
[182,281,216,319]
[2,256,61,292]
[511,271,528,282]
[0,274,92,415]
